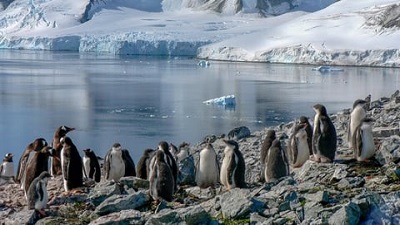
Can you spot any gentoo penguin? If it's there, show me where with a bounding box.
[104,143,126,182]
[23,146,55,198]
[220,139,246,190]
[352,118,375,162]
[60,136,83,192]
[312,104,337,163]
[51,125,75,176]
[27,171,52,217]
[149,150,174,202]
[122,148,136,177]
[16,138,48,188]
[195,143,220,188]
[288,123,310,168]
[259,130,276,182]
[136,149,155,180]
[265,139,289,182]
[348,99,367,149]
[157,141,178,191]
[0,153,14,184]
[82,149,101,182]
[299,116,313,155]
[169,143,179,159]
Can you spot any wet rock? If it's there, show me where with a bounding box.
[94,191,150,216]
[328,202,361,225]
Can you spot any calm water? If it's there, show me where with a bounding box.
[0,50,399,163]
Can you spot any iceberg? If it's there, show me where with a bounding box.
[203,95,236,106]
[312,66,344,73]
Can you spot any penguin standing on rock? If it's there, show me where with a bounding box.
[122,148,136,177]
[288,123,310,168]
[23,146,55,199]
[149,150,174,202]
[352,118,376,162]
[82,149,101,182]
[220,139,246,190]
[60,136,83,192]
[195,143,220,188]
[16,138,48,189]
[348,99,367,149]
[136,149,155,180]
[311,104,337,163]
[299,116,313,155]
[259,130,276,182]
[51,126,75,176]
[27,171,52,218]
[104,143,125,182]
[265,139,289,182]
[0,153,14,184]
[157,141,178,191]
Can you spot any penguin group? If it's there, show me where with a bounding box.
[0,96,379,218]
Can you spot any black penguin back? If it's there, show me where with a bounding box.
[122,149,136,177]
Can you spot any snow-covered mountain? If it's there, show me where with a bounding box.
[0,0,399,67]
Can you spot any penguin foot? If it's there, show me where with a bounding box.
[35,209,47,218]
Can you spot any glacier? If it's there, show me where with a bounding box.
[0,0,400,67]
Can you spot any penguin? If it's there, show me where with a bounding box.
[169,143,179,159]
[136,149,155,180]
[157,141,178,191]
[0,153,14,184]
[259,129,276,182]
[220,139,246,190]
[288,123,310,168]
[16,138,48,188]
[348,99,367,149]
[352,118,375,162]
[23,146,55,199]
[299,116,313,155]
[60,136,83,192]
[27,171,52,218]
[104,143,125,182]
[149,150,174,202]
[265,139,289,182]
[195,143,220,188]
[82,149,101,182]
[51,125,75,177]
[122,148,136,177]
[176,142,190,164]
[311,104,337,163]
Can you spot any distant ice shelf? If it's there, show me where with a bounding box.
[203,95,236,106]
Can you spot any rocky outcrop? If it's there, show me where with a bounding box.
[2,91,400,224]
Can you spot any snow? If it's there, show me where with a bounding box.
[0,0,400,66]
[203,95,236,106]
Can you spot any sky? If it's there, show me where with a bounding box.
[0,0,399,66]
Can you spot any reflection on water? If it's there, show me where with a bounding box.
[0,50,399,161]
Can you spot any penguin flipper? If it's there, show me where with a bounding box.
[94,161,101,182]
[104,150,111,180]
[36,181,44,202]
[292,137,298,165]
[354,127,363,158]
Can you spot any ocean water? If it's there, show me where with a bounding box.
[0,50,399,165]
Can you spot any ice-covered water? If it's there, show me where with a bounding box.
[0,50,399,163]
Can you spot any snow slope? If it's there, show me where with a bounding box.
[0,0,399,66]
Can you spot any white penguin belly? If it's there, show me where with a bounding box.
[198,150,219,185]
[1,162,14,177]
[35,181,48,210]
[83,157,90,179]
[358,128,375,161]
[349,107,366,147]
[61,148,69,192]
[293,139,310,167]
[220,152,233,188]
[109,155,125,181]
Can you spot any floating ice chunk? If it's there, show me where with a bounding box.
[203,95,236,106]
[312,66,344,73]
[198,60,210,67]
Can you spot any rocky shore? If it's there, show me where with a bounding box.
[2,91,400,225]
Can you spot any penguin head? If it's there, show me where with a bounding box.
[33,138,48,151]
[313,104,328,115]
[143,149,155,157]
[204,143,214,151]
[83,148,93,156]
[4,153,13,162]
[158,141,169,152]
[112,143,122,151]
[266,130,276,139]
[299,116,309,124]
[169,143,178,155]
[223,139,239,151]
[60,136,73,146]
[352,99,366,109]
[38,171,52,183]
[57,125,75,137]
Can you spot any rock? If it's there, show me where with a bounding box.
[145,205,210,225]
[219,188,254,219]
[94,191,150,216]
[119,177,150,191]
[328,202,361,225]
[89,210,146,225]
[177,155,196,186]
[88,181,124,206]
[375,136,400,165]
[304,191,330,205]
[373,127,400,137]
